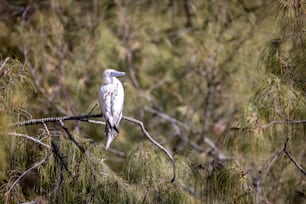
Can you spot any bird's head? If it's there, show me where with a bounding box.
[103,69,126,84]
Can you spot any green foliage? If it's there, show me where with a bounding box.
[38,139,139,203]
[127,142,172,184]
[0,58,32,190]
[206,160,251,204]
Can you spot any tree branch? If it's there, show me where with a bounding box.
[0,57,10,72]
[255,150,282,204]
[283,137,306,176]
[12,114,103,127]
[51,140,71,174]
[8,132,50,149]
[122,116,177,182]
[57,120,86,153]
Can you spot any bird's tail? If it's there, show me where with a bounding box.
[105,124,118,149]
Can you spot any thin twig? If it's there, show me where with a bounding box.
[43,122,51,136]
[260,120,306,129]
[43,121,71,174]
[57,120,86,153]
[256,150,282,204]
[99,143,126,158]
[88,103,98,115]
[172,123,204,152]
[203,137,226,160]
[144,106,189,130]
[0,57,9,71]
[51,140,71,174]
[283,137,306,176]
[8,132,50,149]
[123,116,177,182]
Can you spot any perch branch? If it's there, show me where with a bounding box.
[12,114,103,127]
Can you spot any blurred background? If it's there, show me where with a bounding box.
[0,0,305,203]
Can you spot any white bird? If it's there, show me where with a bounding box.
[98,69,126,149]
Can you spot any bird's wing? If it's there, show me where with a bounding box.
[99,84,116,127]
[110,82,124,127]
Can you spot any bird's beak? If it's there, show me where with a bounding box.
[105,136,114,150]
[110,71,126,77]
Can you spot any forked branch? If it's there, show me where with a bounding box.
[283,137,306,176]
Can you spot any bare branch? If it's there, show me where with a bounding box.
[43,122,51,136]
[144,107,190,130]
[0,57,10,71]
[255,150,282,204]
[172,123,204,152]
[88,103,98,115]
[8,132,50,149]
[93,143,126,158]
[51,140,71,174]
[283,137,306,176]
[123,116,177,182]
[203,137,226,160]
[57,120,86,153]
